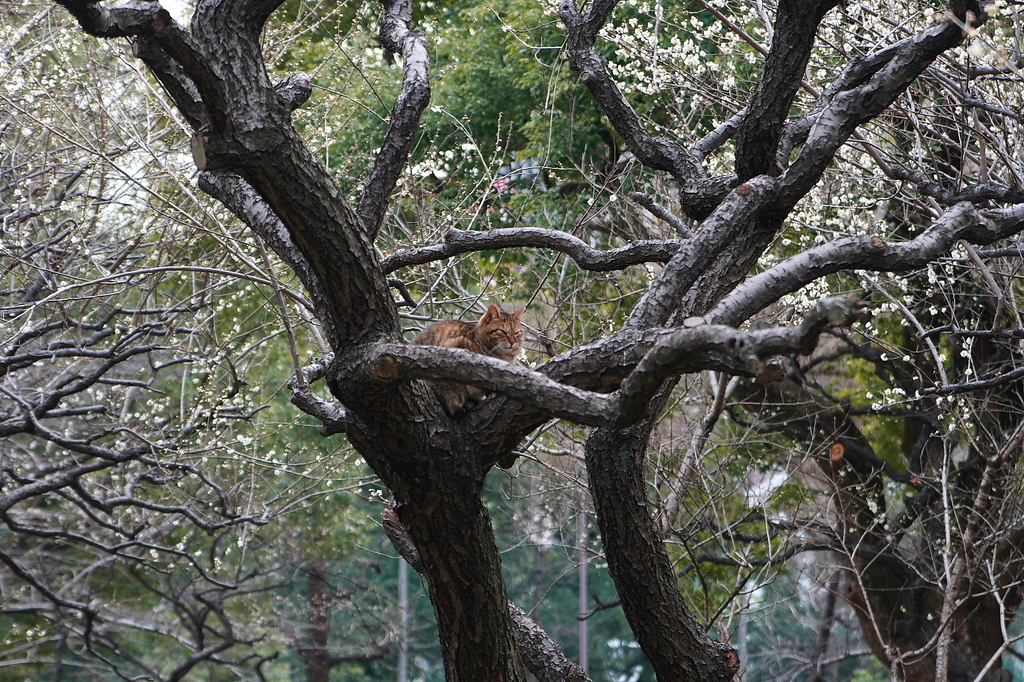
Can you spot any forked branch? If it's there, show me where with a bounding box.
[359,0,431,239]
[368,297,863,430]
[557,0,734,219]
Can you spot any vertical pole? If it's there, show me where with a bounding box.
[578,507,589,673]
[737,607,748,673]
[398,557,409,682]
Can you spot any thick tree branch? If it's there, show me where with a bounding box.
[557,0,733,219]
[359,0,431,239]
[57,0,228,122]
[507,603,591,682]
[733,0,841,181]
[778,14,969,209]
[584,388,739,682]
[198,171,317,292]
[626,175,780,330]
[709,202,1024,326]
[381,227,683,274]
[131,37,208,129]
[56,0,173,38]
[229,0,288,35]
[59,0,392,350]
[369,297,862,430]
[195,166,356,317]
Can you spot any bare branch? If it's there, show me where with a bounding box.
[890,164,1024,205]
[922,365,1024,397]
[286,355,352,436]
[369,297,862,429]
[381,227,683,274]
[0,547,96,617]
[557,0,733,218]
[629,193,694,238]
[359,0,431,239]
[679,542,834,574]
[709,202,1024,326]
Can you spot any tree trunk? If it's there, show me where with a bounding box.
[810,573,840,682]
[391,466,526,682]
[304,566,332,682]
[585,401,738,682]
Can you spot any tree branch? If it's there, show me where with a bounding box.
[285,354,353,436]
[359,0,431,239]
[890,164,1024,205]
[625,175,779,330]
[196,171,329,316]
[273,72,313,111]
[733,0,841,181]
[709,202,1024,326]
[557,0,733,219]
[56,0,173,38]
[76,0,396,349]
[381,227,683,274]
[368,297,862,430]
[629,193,693,238]
[777,14,968,209]
[57,0,228,124]
[691,108,746,160]
[131,36,208,129]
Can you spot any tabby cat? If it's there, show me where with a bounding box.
[411,304,525,417]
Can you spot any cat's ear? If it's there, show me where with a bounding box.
[480,304,500,323]
[512,308,525,322]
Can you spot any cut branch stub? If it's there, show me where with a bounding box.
[274,72,313,111]
[830,443,845,461]
[191,131,210,170]
[375,354,398,380]
[57,0,172,38]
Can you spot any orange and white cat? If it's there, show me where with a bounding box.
[411,305,525,417]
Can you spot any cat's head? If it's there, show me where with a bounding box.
[476,304,525,361]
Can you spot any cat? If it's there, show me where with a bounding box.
[411,304,525,417]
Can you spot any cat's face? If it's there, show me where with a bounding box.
[477,305,525,360]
